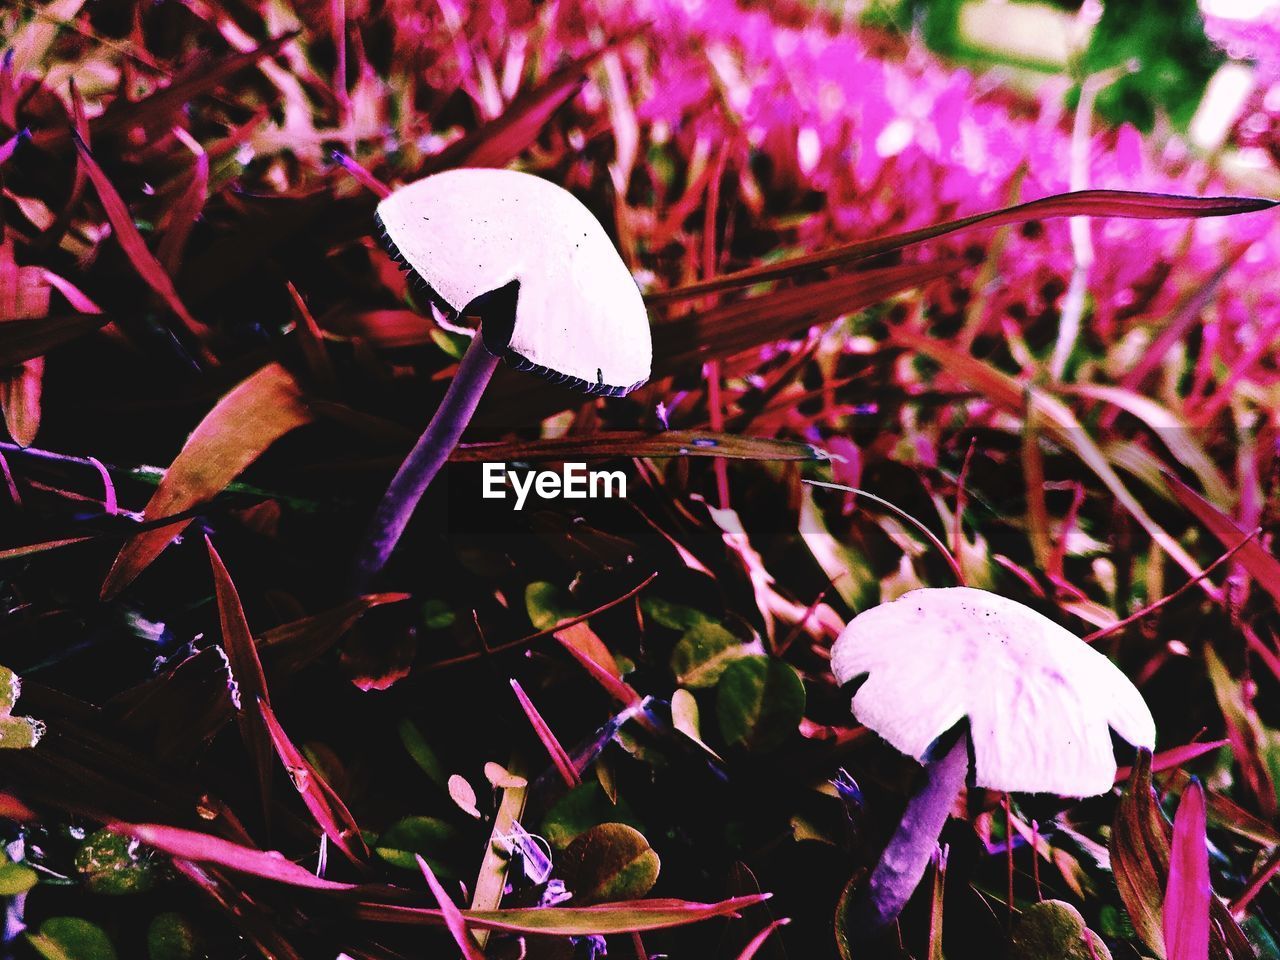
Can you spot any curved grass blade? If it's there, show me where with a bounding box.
[206,538,274,823]
[648,190,1277,305]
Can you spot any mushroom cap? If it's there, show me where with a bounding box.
[375,168,651,397]
[831,587,1155,797]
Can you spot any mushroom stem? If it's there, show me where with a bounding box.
[351,332,500,591]
[854,731,970,936]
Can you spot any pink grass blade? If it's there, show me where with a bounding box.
[415,855,486,960]
[1115,741,1230,783]
[555,630,641,706]
[110,821,356,891]
[1164,780,1210,960]
[258,699,369,863]
[70,130,211,351]
[332,151,391,199]
[509,679,580,788]
[206,537,274,822]
[157,128,209,276]
[737,918,790,960]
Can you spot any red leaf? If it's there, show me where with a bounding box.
[258,699,369,864]
[1165,472,1280,609]
[206,538,273,821]
[1166,780,1211,960]
[70,130,210,348]
[0,791,36,821]
[157,132,209,276]
[509,679,580,788]
[101,363,313,598]
[1115,740,1230,783]
[423,43,620,172]
[649,190,1275,304]
[111,821,355,891]
[652,260,963,373]
[416,855,486,960]
[0,128,27,166]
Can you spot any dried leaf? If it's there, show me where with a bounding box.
[101,364,312,598]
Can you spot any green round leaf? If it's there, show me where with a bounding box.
[420,598,456,630]
[75,828,156,895]
[0,859,37,895]
[541,781,644,850]
[1010,900,1112,960]
[642,597,712,631]
[715,656,806,752]
[670,622,743,688]
[559,823,660,904]
[27,917,118,960]
[147,913,198,960]
[525,582,580,631]
[374,816,457,873]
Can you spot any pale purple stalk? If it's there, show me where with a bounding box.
[350,332,499,591]
[852,732,970,936]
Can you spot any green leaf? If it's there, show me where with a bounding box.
[670,623,745,688]
[641,597,712,632]
[0,665,18,714]
[525,582,580,632]
[420,599,456,631]
[715,656,806,752]
[0,715,45,749]
[1010,900,1112,960]
[374,816,457,873]
[27,917,118,960]
[147,914,198,960]
[0,859,37,895]
[541,781,645,850]
[559,823,660,905]
[75,828,156,895]
[398,719,449,788]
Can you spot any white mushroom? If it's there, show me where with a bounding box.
[376,168,650,396]
[351,169,652,589]
[832,586,1155,934]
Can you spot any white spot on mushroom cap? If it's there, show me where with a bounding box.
[377,168,651,394]
[831,587,1155,798]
